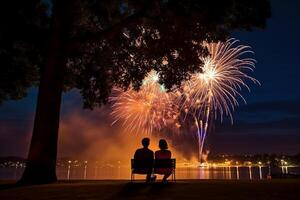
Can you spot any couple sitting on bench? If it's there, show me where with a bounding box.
[132,137,175,183]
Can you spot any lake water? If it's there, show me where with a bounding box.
[1,165,299,180]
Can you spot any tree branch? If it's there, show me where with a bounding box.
[66,9,145,54]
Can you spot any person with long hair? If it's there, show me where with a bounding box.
[154,139,173,182]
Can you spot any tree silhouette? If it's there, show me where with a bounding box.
[0,0,270,184]
[0,0,49,103]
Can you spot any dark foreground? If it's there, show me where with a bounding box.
[1,180,300,200]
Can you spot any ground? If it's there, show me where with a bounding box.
[0,179,300,200]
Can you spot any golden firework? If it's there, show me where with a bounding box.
[180,39,259,162]
[110,71,178,135]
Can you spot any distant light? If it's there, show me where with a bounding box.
[175,123,181,128]
[162,58,168,65]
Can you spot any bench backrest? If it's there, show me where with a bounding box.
[131,159,154,169]
[131,159,176,170]
[154,159,176,169]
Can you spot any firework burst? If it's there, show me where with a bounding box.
[180,38,259,162]
[110,71,178,135]
[182,38,259,121]
[110,39,259,162]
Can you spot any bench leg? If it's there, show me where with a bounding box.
[173,170,176,183]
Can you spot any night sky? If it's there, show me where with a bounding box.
[0,0,300,158]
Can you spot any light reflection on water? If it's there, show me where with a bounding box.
[1,166,299,180]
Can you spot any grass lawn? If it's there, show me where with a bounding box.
[1,179,300,200]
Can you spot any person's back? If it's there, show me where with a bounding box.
[133,138,154,182]
[134,147,154,160]
[155,149,171,159]
[154,139,173,182]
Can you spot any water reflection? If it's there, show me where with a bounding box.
[259,166,262,179]
[249,166,252,180]
[281,166,288,174]
[67,160,71,180]
[236,166,240,180]
[61,165,293,180]
[94,162,98,179]
[1,165,299,180]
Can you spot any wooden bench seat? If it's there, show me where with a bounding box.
[131,159,176,182]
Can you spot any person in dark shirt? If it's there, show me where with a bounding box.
[134,137,154,182]
[155,139,172,182]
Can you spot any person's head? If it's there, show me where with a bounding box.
[141,137,150,148]
[159,139,168,150]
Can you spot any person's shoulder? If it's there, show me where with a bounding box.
[163,150,171,157]
[134,148,144,155]
[135,148,142,152]
[136,148,153,154]
[155,150,162,155]
[148,148,154,154]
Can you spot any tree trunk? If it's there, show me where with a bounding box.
[19,0,71,185]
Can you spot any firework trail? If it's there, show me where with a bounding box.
[110,71,178,135]
[180,38,259,162]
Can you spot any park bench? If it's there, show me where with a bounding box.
[131,159,176,182]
